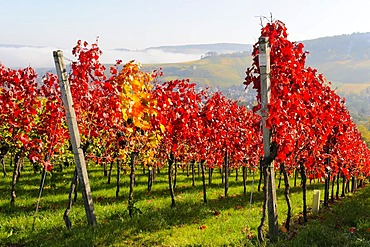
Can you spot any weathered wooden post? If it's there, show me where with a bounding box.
[53,50,97,227]
[259,36,279,239]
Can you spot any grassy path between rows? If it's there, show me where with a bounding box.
[0,163,369,246]
[278,180,370,247]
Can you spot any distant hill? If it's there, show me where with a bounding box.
[142,33,370,87]
[143,52,252,87]
[303,33,370,84]
[0,44,44,48]
[143,43,252,55]
[303,33,370,62]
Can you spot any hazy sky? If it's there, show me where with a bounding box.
[1,0,369,67]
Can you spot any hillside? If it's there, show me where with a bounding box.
[143,52,252,87]
[143,32,370,89]
[304,33,370,84]
[142,33,370,118]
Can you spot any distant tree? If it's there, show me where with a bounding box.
[201,51,218,59]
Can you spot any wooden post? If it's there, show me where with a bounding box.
[53,50,97,227]
[259,37,279,239]
[224,150,229,198]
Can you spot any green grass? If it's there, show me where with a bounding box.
[276,183,370,247]
[0,160,369,246]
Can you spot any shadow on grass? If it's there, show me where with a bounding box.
[277,183,370,247]
[1,164,336,247]
[6,191,262,246]
[1,163,322,218]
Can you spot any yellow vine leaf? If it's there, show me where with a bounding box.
[113,60,162,166]
[160,124,166,133]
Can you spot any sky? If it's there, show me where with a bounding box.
[0,0,369,67]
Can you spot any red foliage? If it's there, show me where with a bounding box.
[244,20,370,178]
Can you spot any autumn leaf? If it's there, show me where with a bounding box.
[213,210,221,216]
[348,227,356,233]
[279,225,288,233]
[199,225,207,230]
